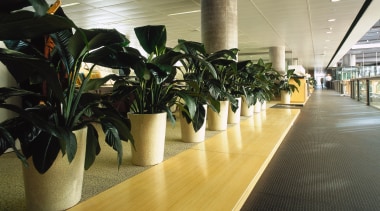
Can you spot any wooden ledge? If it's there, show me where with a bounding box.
[69,108,300,211]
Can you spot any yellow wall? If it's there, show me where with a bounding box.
[290,78,307,103]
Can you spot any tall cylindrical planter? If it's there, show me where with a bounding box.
[261,100,267,110]
[228,97,241,124]
[129,112,167,166]
[281,90,291,104]
[180,105,207,143]
[241,96,253,117]
[254,100,261,113]
[207,100,229,131]
[23,127,87,211]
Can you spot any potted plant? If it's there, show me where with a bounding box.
[237,60,255,116]
[110,25,196,165]
[277,68,301,104]
[252,59,280,112]
[238,59,280,115]
[204,48,239,130]
[223,56,244,123]
[260,60,282,109]
[307,75,316,94]
[0,1,133,210]
[173,40,221,142]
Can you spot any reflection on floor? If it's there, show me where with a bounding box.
[69,104,300,211]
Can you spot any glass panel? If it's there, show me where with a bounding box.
[370,79,380,109]
[359,80,367,103]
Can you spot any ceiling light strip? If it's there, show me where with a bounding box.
[168,10,200,16]
[61,2,80,8]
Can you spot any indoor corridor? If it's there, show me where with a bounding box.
[242,89,380,210]
[2,89,380,210]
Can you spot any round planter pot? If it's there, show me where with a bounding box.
[254,100,261,113]
[261,100,267,110]
[129,112,166,166]
[228,97,241,124]
[180,105,207,143]
[241,96,253,117]
[23,127,87,211]
[207,100,229,131]
[281,90,291,104]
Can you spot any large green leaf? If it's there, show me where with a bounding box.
[0,87,40,103]
[84,75,119,92]
[0,126,12,155]
[68,28,128,61]
[100,110,133,143]
[101,120,123,168]
[0,49,65,104]
[84,124,100,170]
[29,131,60,174]
[182,103,206,132]
[0,1,31,13]
[0,11,75,40]
[134,25,167,55]
[85,47,147,78]
[177,92,196,119]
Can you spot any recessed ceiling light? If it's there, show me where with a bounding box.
[61,3,80,8]
[328,19,336,22]
[331,0,340,2]
[326,31,332,34]
[168,10,201,16]
[352,43,380,49]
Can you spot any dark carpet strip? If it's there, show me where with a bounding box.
[242,89,380,211]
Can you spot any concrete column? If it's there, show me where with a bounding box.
[201,0,238,53]
[269,46,286,75]
[350,54,356,66]
[292,58,298,66]
[342,54,356,66]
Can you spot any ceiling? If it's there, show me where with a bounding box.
[46,0,380,72]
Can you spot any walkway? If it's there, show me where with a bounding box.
[242,89,380,210]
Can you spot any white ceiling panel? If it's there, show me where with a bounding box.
[41,0,380,71]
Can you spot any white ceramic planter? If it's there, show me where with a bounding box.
[207,100,229,131]
[129,112,166,166]
[281,90,291,104]
[180,105,207,143]
[254,100,261,113]
[23,127,87,211]
[228,97,241,124]
[261,100,267,110]
[241,96,253,117]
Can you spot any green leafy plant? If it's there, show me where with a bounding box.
[205,48,239,112]
[110,25,196,125]
[173,40,218,131]
[239,59,281,107]
[308,77,317,87]
[278,69,301,95]
[0,1,133,173]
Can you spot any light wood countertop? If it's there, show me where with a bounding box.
[69,107,300,211]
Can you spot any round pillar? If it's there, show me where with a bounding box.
[269,46,286,75]
[292,58,298,66]
[342,54,356,66]
[201,0,238,53]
